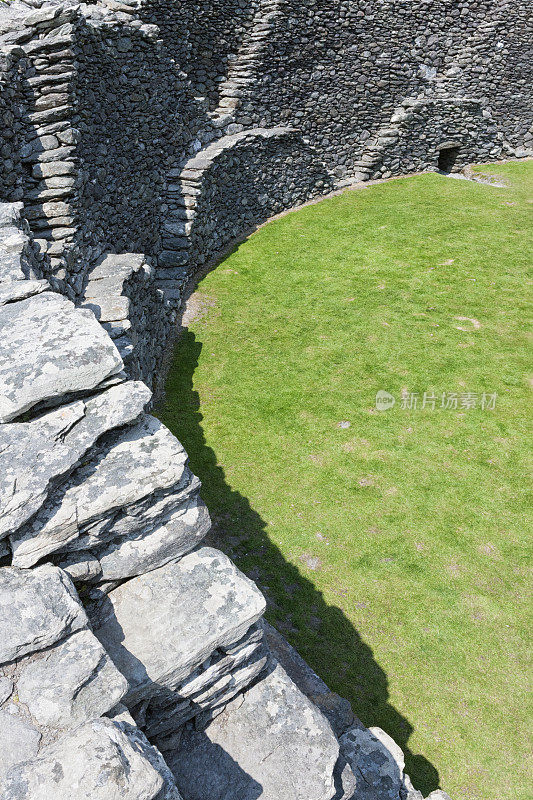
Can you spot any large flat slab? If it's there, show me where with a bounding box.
[0,381,150,540]
[0,719,182,800]
[0,565,87,664]
[16,628,127,730]
[94,493,210,581]
[10,416,193,567]
[167,660,339,800]
[93,547,266,705]
[0,291,123,422]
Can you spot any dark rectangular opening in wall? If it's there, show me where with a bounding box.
[438,146,460,173]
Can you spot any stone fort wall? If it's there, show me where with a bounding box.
[0,1,530,798]
[0,0,531,308]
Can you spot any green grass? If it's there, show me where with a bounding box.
[157,161,533,800]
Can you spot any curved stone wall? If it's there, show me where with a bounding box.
[2,0,530,301]
[0,0,531,797]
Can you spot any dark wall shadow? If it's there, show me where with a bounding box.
[157,328,442,796]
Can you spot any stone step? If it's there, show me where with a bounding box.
[0,379,150,539]
[143,625,268,742]
[0,565,133,777]
[2,718,182,800]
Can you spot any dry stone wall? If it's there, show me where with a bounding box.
[1,0,531,306]
[0,0,530,797]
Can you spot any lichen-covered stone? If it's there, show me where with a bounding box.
[0,279,49,305]
[16,628,128,729]
[0,565,86,664]
[94,494,210,581]
[167,659,340,800]
[92,547,266,706]
[0,380,150,540]
[338,723,409,800]
[0,291,123,422]
[0,719,181,800]
[0,710,41,774]
[263,619,355,737]
[10,415,195,567]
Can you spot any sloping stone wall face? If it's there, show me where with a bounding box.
[0,0,530,797]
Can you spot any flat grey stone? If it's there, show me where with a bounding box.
[59,552,102,583]
[0,213,37,283]
[0,291,123,422]
[17,628,128,729]
[426,792,453,800]
[339,724,407,800]
[0,710,41,773]
[0,279,49,305]
[1,719,180,800]
[167,660,339,800]
[95,493,210,581]
[0,250,32,284]
[106,702,136,726]
[2,381,150,542]
[93,547,266,706]
[126,723,183,800]
[263,620,355,736]
[0,564,87,664]
[11,416,195,567]
[0,205,23,231]
[142,627,269,741]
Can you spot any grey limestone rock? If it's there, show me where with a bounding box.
[0,291,123,422]
[339,723,408,800]
[0,564,86,664]
[167,659,340,800]
[0,206,40,285]
[0,718,181,800]
[1,380,151,541]
[16,628,128,729]
[263,619,355,737]
[0,676,13,704]
[0,709,41,773]
[0,279,49,305]
[58,551,103,583]
[106,701,137,726]
[92,547,266,706]
[10,415,193,567]
[0,206,23,231]
[95,493,211,581]
[124,723,184,800]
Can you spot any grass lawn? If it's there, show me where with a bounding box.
[157,161,533,800]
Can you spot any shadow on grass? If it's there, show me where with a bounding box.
[158,327,441,796]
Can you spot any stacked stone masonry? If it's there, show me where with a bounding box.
[0,0,530,797]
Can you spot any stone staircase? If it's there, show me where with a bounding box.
[16,5,81,286]
[209,0,283,132]
[157,126,305,304]
[350,97,503,183]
